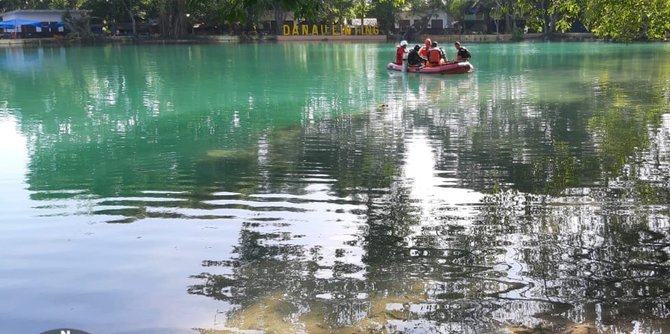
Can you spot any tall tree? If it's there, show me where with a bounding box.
[321,0,357,25]
[153,0,193,38]
[369,0,406,34]
[404,0,449,34]
[120,0,138,35]
[500,0,522,34]
[49,0,85,8]
[578,0,670,41]
[0,0,49,10]
[504,0,669,41]
[516,0,575,37]
[219,0,322,33]
[62,8,91,38]
[81,0,123,21]
[490,0,502,36]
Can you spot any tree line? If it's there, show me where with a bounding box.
[1,0,669,41]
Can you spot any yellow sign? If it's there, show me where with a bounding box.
[282,24,380,36]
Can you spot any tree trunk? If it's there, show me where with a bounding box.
[360,0,365,35]
[494,0,501,38]
[175,0,187,38]
[505,0,513,33]
[273,5,286,35]
[158,0,187,38]
[159,0,170,37]
[245,8,255,33]
[541,0,551,38]
[550,12,558,35]
[121,0,136,35]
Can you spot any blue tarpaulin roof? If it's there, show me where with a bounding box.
[0,19,58,29]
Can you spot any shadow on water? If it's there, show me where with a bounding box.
[2,43,670,333]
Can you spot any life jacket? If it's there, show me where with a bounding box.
[458,47,471,60]
[395,46,405,65]
[427,48,442,65]
[419,46,428,58]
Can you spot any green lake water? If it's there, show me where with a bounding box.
[1,42,670,333]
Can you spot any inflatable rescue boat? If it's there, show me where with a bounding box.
[386,61,473,75]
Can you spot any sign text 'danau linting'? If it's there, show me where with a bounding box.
[282,24,380,36]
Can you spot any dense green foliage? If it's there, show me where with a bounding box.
[577,0,670,41]
[1,0,668,41]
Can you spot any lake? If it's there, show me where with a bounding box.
[1,41,670,334]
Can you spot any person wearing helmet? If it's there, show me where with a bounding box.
[395,40,408,65]
[419,38,431,59]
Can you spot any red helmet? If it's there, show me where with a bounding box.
[424,38,431,46]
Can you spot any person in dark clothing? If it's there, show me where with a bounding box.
[454,41,471,62]
[407,44,425,66]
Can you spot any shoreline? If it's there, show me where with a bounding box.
[0,32,627,48]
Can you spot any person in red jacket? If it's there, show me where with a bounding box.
[395,40,408,65]
[419,38,431,59]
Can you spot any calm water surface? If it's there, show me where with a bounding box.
[1,42,670,334]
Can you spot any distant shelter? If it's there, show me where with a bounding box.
[396,11,453,35]
[0,9,87,38]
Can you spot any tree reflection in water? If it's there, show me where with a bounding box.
[187,53,670,332]
[4,44,670,333]
[188,116,670,333]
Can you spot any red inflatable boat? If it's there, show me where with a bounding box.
[386,61,474,75]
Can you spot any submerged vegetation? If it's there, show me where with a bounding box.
[1,0,669,42]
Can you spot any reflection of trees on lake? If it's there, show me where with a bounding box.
[187,52,670,332]
[185,68,670,331]
[6,44,670,200]
[188,110,434,332]
[4,44,670,332]
[2,44,385,198]
[425,46,670,197]
[471,189,670,330]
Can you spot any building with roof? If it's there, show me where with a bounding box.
[0,9,87,38]
[396,11,454,35]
